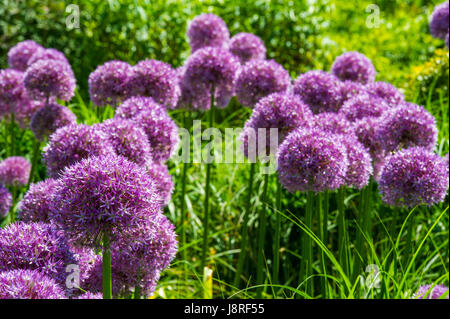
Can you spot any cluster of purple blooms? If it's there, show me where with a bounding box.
[429,1,449,48]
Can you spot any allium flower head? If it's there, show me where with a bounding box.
[0,222,76,284]
[88,60,134,107]
[14,99,45,130]
[145,161,174,207]
[354,116,382,156]
[115,96,161,119]
[378,147,449,207]
[183,46,238,108]
[339,93,390,122]
[430,1,449,39]
[331,51,376,84]
[277,127,349,193]
[0,69,27,117]
[0,185,12,219]
[7,40,43,71]
[415,284,449,299]
[49,154,162,247]
[235,59,291,107]
[0,269,65,299]
[94,118,153,165]
[24,59,76,101]
[365,81,404,108]
[27,48,69,68]
[132,108,180,162]
[293,70,343,114]
[342,136,373,189]
[376,103,438,153]
[340,80,366,103]
[128,59,180,108]
[176,66,210,110]
[229,32,266,64]
[30,102,76,141]
[314,112,355,136]
[0,156,30,187]
[42,124,114,178]
[240,92,314,157]
[187,13,230,52]
[17,178,58,223]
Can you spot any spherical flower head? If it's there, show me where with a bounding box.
[27,48,69,68]
[176,66,210,110]
[128,59,180,108]
[340,80,366,103]
[183,46,239,109]
[0,69,27,117]
[132,107,180,163]
[414,284,449,299]
[115,96,160,119]
[0,269,66,299]
[7,40,43,71]
[430,1,449,39]
[240,92,314,158]
[24,59,76,101]
[14,99,46,130]
[42,123,114,178]
[331,51,376,84]
[314,112,355,136]
[277,127,349,193]
[85,214,177,297]
[0,222,77,285]
[30,102,77,141]
[0,185,12,219]
[17,178,58,223]
[76,291,102,299]
[94,118,153,166]
[88,60,134,107]
[145,161,174,207]
[235,59,291,107]
[379,147,449,207]
[0,156,30,187]
[365,81,404,108]
[293,70,343,114]
[187,13,230,52]
[49,154,162,247]
[342,136,373,189]
[339,93,390,122]
[229,32,266,64]
[354,116,383,157]
[376,103,438,153]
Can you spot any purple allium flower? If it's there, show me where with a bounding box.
[76,291,102,299]
[339,93,390,122]
[365,81,404,108]
[376,103,438,153]
[354,116,382,157]
[331,51,376,84]
[88,60,134,107]
[277,127,349,193]
[0,222,76,285]
[17,178,58,223]
[7,40,43,71]
[314,112,355,136]
[176,66,210,110]
[42,123,114,178]
[240,92,314,157]
[430,1,449,39]
[229,32,266,64]
[293,70,343,114]
[342,136,373,189]
[235,59,291,107]
[415,284,449,299]
[14,99,45,130]
[115,96,161,119]
[131,107,180,163]
[0,156,31,187]
[0,185,12,219]
[24,59,76,101]
[85,214,177,297]
[70,245,101,291]
[0,69,27,118]
[128,59,180,108]
[94,118,152,165]
[27,48,69,68]
[183,46,239,109]
[49,154,162,247]
[187,13,230,52]
[0,269,65,299]
[145,161,174,207]
[340,80,366,103]
[30,102,77,141]
[378,147,449,207]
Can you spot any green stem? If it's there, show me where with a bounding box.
[102,231,112,299]
[337,187,349,277]
[256,172,269,298]
[180,112,189,279]
[9,113,16,156]
[403,209,415,269]
[9,186,17,222]
[233,162,256,288]
[26,139,41,190]
[272,176,282,285]
[318,192,327,298]
[304,191,314,296]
